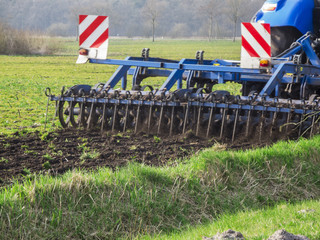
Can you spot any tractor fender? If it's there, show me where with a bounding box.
[254,0,314,35]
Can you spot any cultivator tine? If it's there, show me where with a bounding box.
[87,101,95,130]
[269,98,279,138]
[123,104,129,132]
[270,111,277,138]
[298,114,304,137]
[157,104,164,135]
[101,102,107,133]
[310,114,316,137]
[147,92,154,134]
[183,104,190,134]
[298,101,306,137]
[220,107,227,139]
[112,104,118,132]
[245,107,252,138]
[169,106,175,136]
[206,106,214,138]
[135,105,141,134]
[79,101,85,128]
[285,99,292,134]
[123,92,131,132]
[44,88,51,130]
[196,105,202,137]
[147,105,153,133]
[259,110,265,142]
[232,101,240,143]
[69,98,74,128]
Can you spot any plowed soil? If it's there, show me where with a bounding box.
[0,129,264,187]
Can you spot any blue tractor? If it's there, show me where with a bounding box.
[253,0,320,56]
[46,2,320,143]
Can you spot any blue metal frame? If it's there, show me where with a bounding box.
[87,33,320,101]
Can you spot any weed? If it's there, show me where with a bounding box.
[24,149,37,155]
[40,132,50,141]
[42,161,51,170]
[3,143,10,149]
[115,133,123,138]
[0,157,8,164]
[77,143,89,152]
[21,144,29,149]
[130,145,138,150]
[22,168,31,175]
[113,150,121,155]
[154,136,161,143]
[54,150,63,157]
[80,150,100,161]
[43,153,54,161]
[48,142,56,150]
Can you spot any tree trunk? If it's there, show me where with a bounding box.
[233,20,237,42]
[152,19,155,42]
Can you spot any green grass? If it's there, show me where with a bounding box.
[141,200,320,240]
[1,38,320,239]
[0,38,241,135]
[0,136,320,239]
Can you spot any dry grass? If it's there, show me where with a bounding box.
[0,22,60,55]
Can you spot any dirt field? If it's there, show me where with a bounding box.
[0,129,268,187]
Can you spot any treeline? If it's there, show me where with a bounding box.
[0,0,265,39]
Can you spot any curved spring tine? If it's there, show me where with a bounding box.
[206,106,214,138]
[231,96,241,143]
[285,99,293,134]
[169,106,175,136]
[298,101,306,137]
[87,101,95,130]
[134,105,141,134]
[68,98,74,128]
[310,114,316,138]
[259,108,265,143]
[45,96,50,131]
[112,104,118,132]
[101,101,107,134]
[219,107,227,139]
[147,105,153,133]
[123,104,129,132]
[196,104,202,137]
[270,111,278,138]
[182,104,190,134]
[157,104,164,135]
[231,107,239,143]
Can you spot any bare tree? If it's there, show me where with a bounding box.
[142,0,168,42]
[226,0,245,42]
[198,0,224,41]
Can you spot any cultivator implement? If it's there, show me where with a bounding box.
[46,31,320,142]
[45,13,320,143]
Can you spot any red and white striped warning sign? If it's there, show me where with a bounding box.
[77,15,109,63]
[241,22,271,68]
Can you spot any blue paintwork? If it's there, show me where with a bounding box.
[89,34,320,99]
[254,0,314,34]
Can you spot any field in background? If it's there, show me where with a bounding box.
[0,38,241,135]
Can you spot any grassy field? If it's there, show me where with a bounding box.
[0,38,241,135]
[1,38,320,239]
[1,136,320,239]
